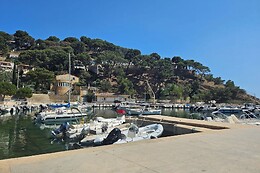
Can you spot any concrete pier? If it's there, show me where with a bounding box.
[1,115,260,173]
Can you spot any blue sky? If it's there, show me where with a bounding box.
[1,0,260,98]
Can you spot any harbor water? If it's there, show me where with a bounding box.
[0,108,207,160]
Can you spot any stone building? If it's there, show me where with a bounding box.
[51,74,79,95]
[95,92,131,103]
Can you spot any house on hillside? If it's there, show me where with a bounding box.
[87,64,103,75]
[9,52,20,59]
[17,64,34,76]
[74,60,86,71]
[0,61,14,72]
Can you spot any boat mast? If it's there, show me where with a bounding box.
[68,53,71,104]
[145,80,156,104]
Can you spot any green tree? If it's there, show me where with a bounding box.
[125,49,141,70]
[172,56,183,63]
[46,36,60,42]
[208,87,232,103]
[114,67,126,78]
[63,37,79,43]
[189,80,200,99]
[78,71,91,86]
[13,30,35,50]
[100,80,112,92]
[19,50,48,67]
[71,41,86,54]
[25,68,54,93]
[0,82,16,100]
[117,77,135,95]
[75,53,91,66]
[80,36,91,51]
[160,84,183,100]
[150,53,161,61]
[97,51,126,78]
[0,31,12,56]
[44,49,68,72]
[225,80,240,99]
[213,77,224,85]
[84,92,95,102]
[0,71,12,83]
[15,87,33,99]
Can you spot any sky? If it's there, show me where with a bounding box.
[1,0,260,98]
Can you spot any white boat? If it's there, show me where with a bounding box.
[36,106,92,123]
[217,106,242,114]
[114,123,164,144]
[95,115,126,128]
[51,115,126,142]
[87,123,164,146]
[240,110,258,119]
[51,122,90,142]
[126,107,162,115]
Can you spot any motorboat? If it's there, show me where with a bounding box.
[240,110,258,119]
[95,115,126,128]
[216,106,242,114]
[81,123,164,146]
[114,123,164,144]
[51,115,126,142]
[126,107,162,116]
[51,122,90,143]
[36,106,93,123]
[200,111,229,122]
[48,102,71,109]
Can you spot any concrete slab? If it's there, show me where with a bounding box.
[1,116,260,173]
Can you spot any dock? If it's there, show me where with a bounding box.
[0,115,260,173]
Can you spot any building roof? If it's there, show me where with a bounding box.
[56,74,79,83]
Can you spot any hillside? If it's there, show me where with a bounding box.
[0,30,259,104]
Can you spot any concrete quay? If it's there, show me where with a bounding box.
[1,115,260,173]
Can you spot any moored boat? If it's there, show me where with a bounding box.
[36,106,93,123]
[79,123,164,147]
[126,107,162,115]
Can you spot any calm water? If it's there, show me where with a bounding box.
[0,108,194,160]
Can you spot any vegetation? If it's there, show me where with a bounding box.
[15,87,33,99]
[0,82,17,101]
[0,30,258,104]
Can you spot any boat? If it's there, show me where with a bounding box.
[36,106,92,123]
[240,110,258,119]
[51,122,90,142]
[95,115,126,127]
[48,102,71,109]
[51,115,126,142]
[114,123,164,144]
[126,107,162,116]
[216,106,242,114]
[80,123,164,147]
[201,111,229,122]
